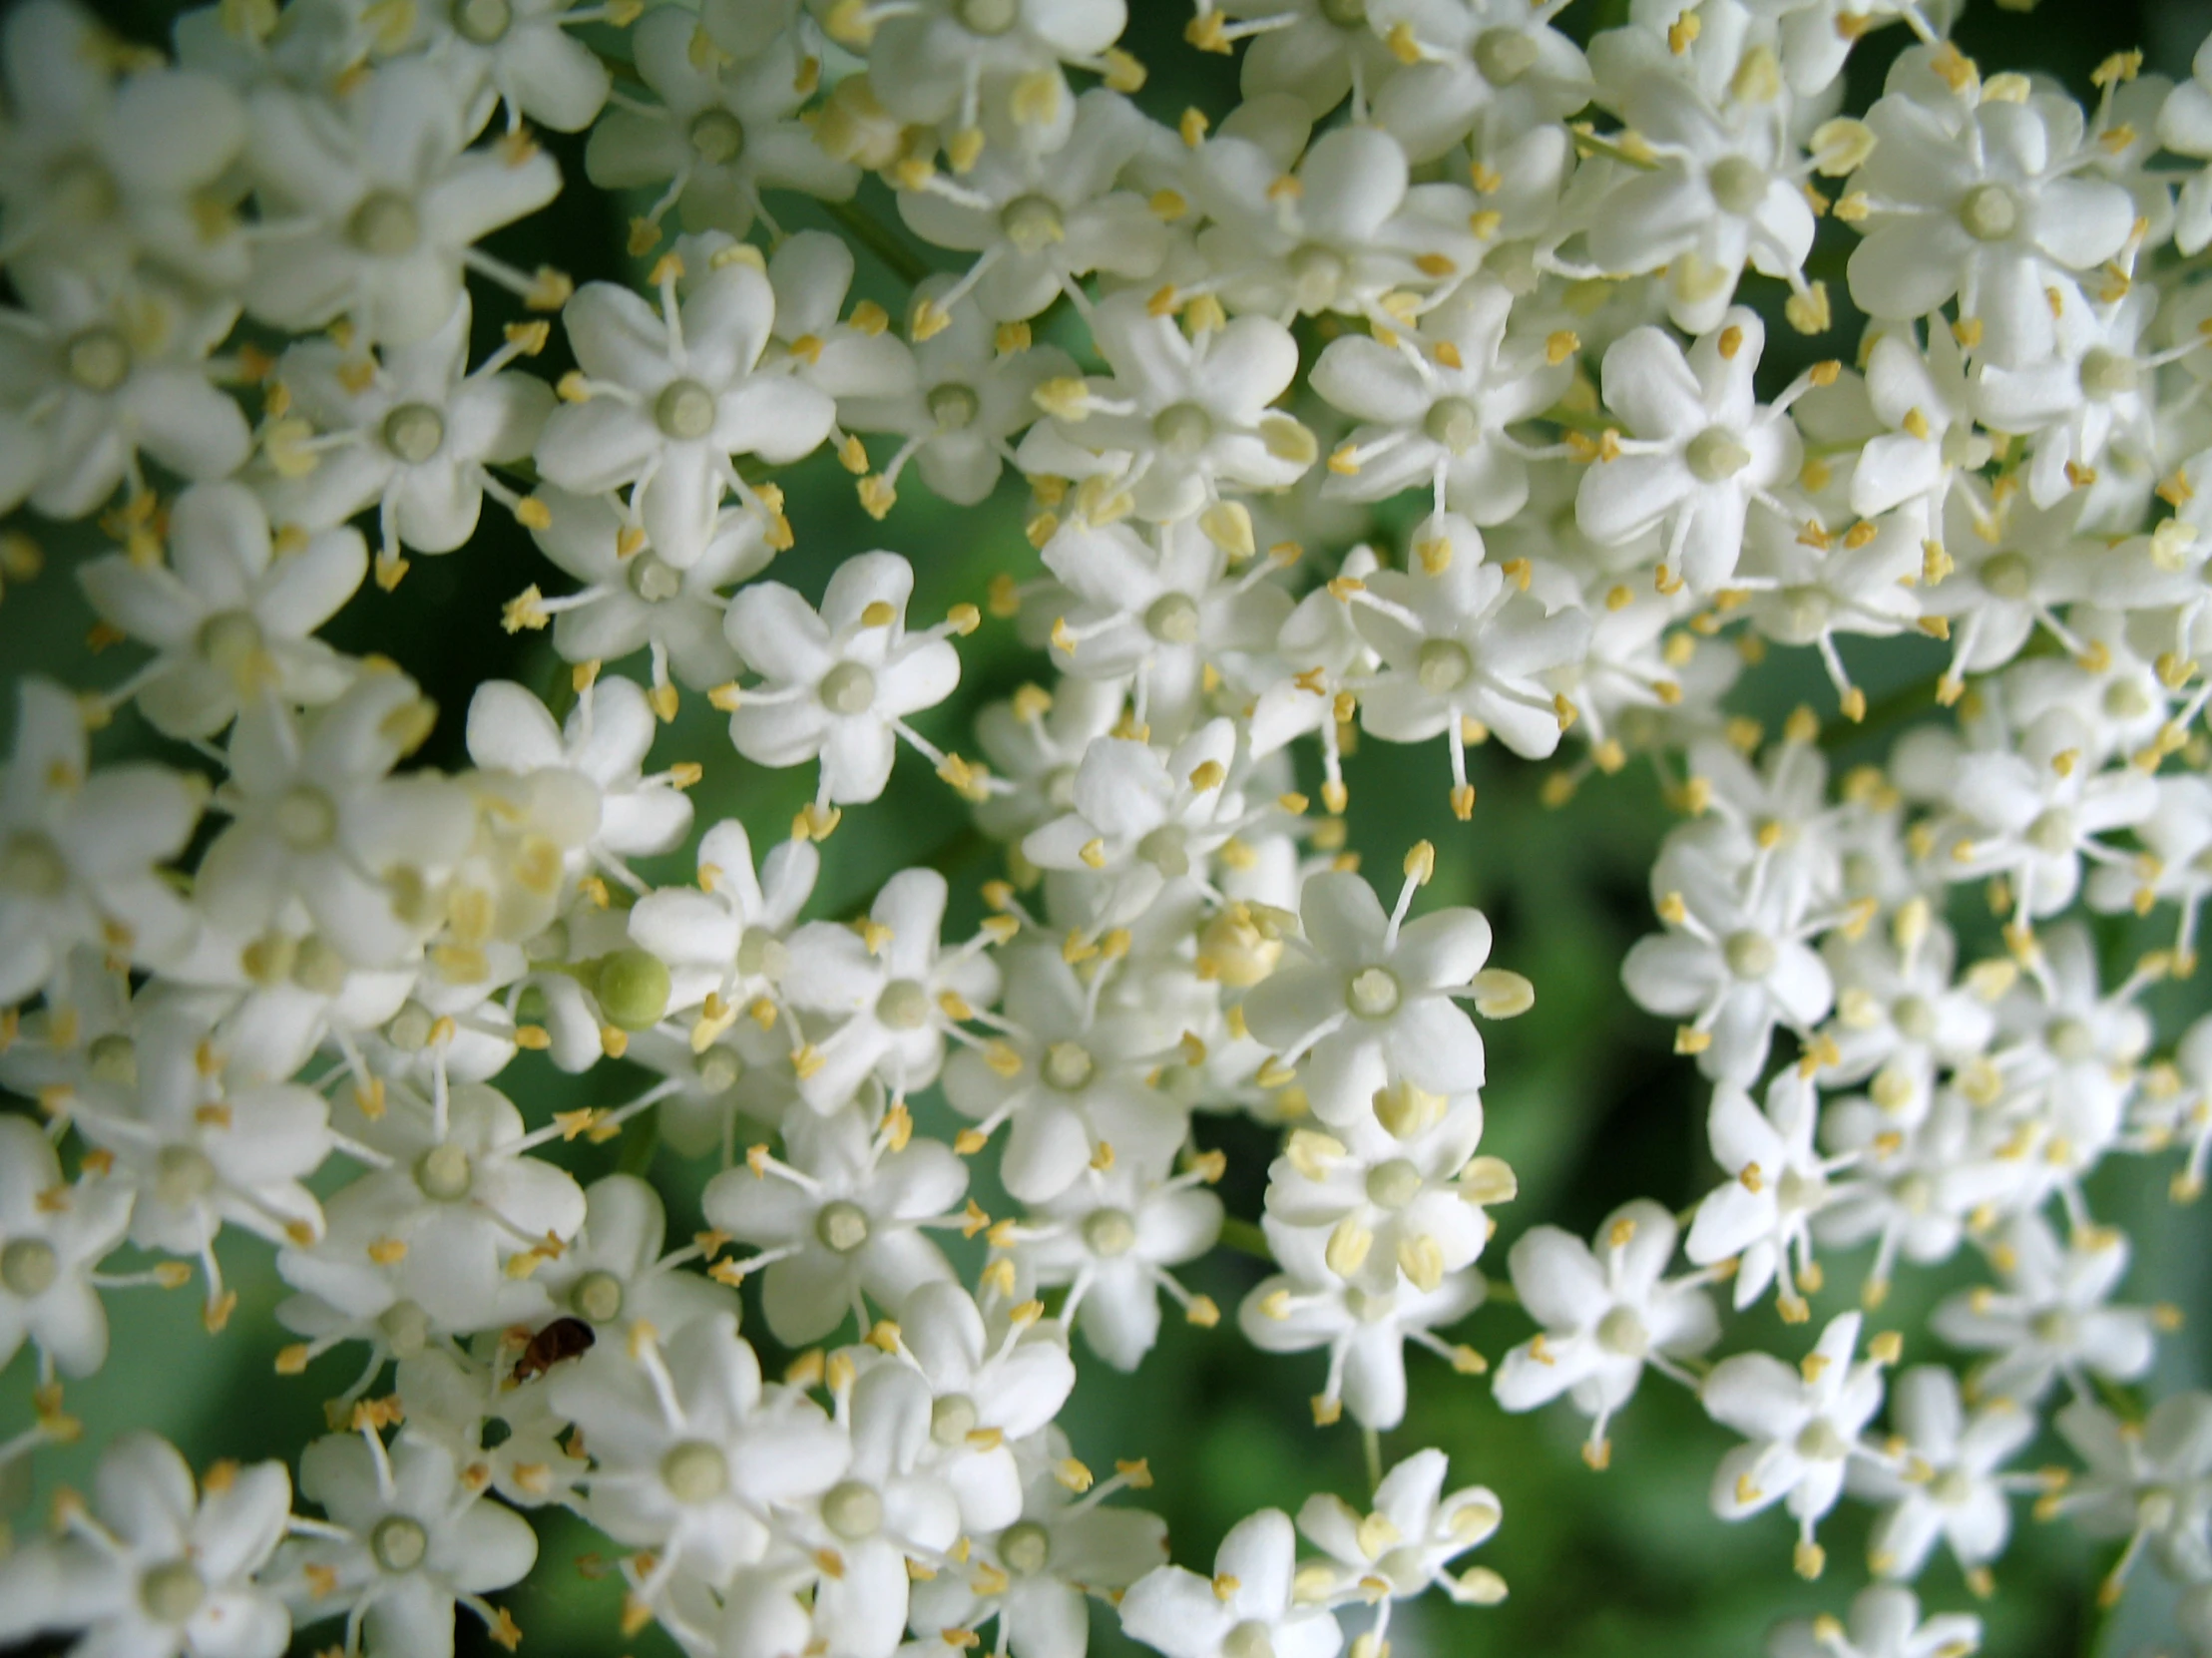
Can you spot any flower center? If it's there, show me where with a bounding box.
[415,1143,474,1202]
[1474,27,1539,84]
[1000,194,1065,253]
[1892,996,1938,1041]
[1138,823,1190,877]
[370,1513,429,1572]
[1144,592,1200,644]
[816,1200,870,1253]
[1000,1520,1051,1574]
[655,378,717,441]
[818,1481,885,1546]
[876,978,933,1031]
[1707,156,1768,216]
[735,927,789,980]
[2078,348,2136,401]
[573,1269,624,1323]
[454,0,511,42]
[1223,1621,1276,1658]
[139,1560,206,1623]
[295,936,348,995]
[65,326,130,393]
[154,1145,217,1207]
[1931,1467,1973,1505]
[660,1440,728,1504]
[382,401,446,464]
[1777,1166,1827,1212]
[688,109,745,165]
[1043,1039,1095,1090]
[1724,930,1777,979]
[1422,396,1482,454]
[1288,243,1347,309]
[1083,1207,1136,1257]
[1365,1159,1422,1210]
[347,192,421,257]
[1959,183,2018,242]
[1794,1419,1849,1460]
[1416,638,1473,694]
[928,382,980,431]
[379,1300,431,1358]
[1596,1305,1648,1357]
[628,552,682,603]
[1347,966,1402,1020]
[956,0,1020,34]
[2104,678,2151,719]
[274,785,338,852]
[0,831,68,897]
[819,660,877,714]
[197,610,265,680]
[2032,1309,2074,1346]
[1,1237,58,1298]
[2045,1016,2094,1062]
[2025,807,2075,857]
[696,1045,742,1091]
[930,1393,978,1446]
[89,1034,138,1084]
[1686,427,1751,483]
[1318,0,1366,25]
[1150,402,1214,457]
[1978,551,2031,599]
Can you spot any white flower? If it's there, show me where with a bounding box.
[857,0,1128,133]
[1311,280,1567,522]
[1576,307,1803,595]
[424,0,614,134]
[1119,1508,1343,1658]
[1843,70,2134,367]
[0,1112,133,1380]
[1263,1094,1494,1296]
[895,90,1166,324]
[1816,902,1994,1123]
[262,295,552,564]
[0,268,248,520]
[0,1,249,288]
[905,1434,1168,1658]
[277,1429,537,1658]
[545,1312,848,1591]
[892,1281,1076,1532]
[1767,1584,1983,1658]
[0,1432,291,1658]
[1847,1365,2030,1585]
[2054,1391,2212,1588]
[1345,516,1594,777]
[628,815,819,1024]
[1020,718,1249,929]
[1930,1213,2157,1404]
[1847,323,1991,526]
[1241,864,1501,1125]
[281,1077,585,1338]
[535,256,834,570]
[943,942,1189,1203]
[1013,1158,1224,1371]
[583,6,855,242]
[1015,292,1314,525]
[2159,35,2212,254]
[196,670,476,969]
[1240,1213,1485,1429]
[780,866,1001,1109]
[0,676,200,1003]
[536,1172,741,1340]
[720,551,964,807]
[65,1011,331,1293]
[1701,1311,1890,1574]
[1685,1070,1849,1313]
[243,58,561,346]
[1367,0,1593,163]
[700,1100,968,1345]
[523,486,764,692]
[1493,1198,1719,1457]
[78,481,363,739]
[1294,1450,1504,1612]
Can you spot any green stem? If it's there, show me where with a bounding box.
[1216,1217,1272,1262]
[1362,1426,1383,1495]
[824,198,936,288]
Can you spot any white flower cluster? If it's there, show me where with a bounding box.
[0,0,2209,1653]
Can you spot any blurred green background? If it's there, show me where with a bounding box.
[6,0,2212,1653]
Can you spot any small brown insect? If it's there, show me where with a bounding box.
[510,1316,596,1385]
